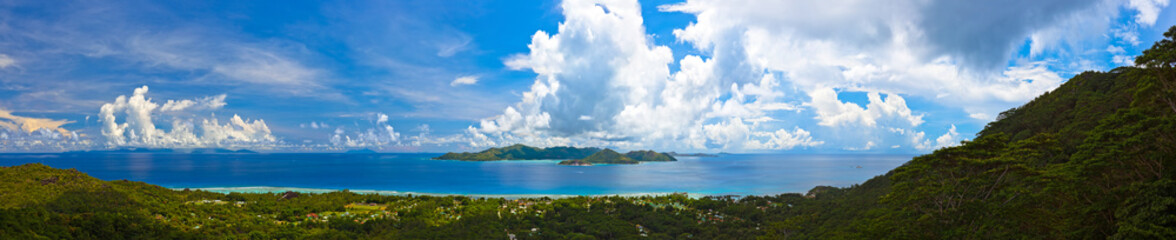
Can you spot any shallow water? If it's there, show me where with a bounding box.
[0,153,913,196]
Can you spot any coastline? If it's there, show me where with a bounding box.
[175,186,717,199]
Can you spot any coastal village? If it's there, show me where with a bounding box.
[171,191,775,238]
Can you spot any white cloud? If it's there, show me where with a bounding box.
[902,124,964,151]
[450,76,479,86]
[806,88,924,127]
[377,113,389,125]
[1128,0,1170,26]
[469,0,813,151]
[466,0,1153,152]
[661,0,1119,123]
[748,127,824,150]
[1113,55,1136,66]
[934,124,962,149]
[1114,27,1143,46]
[0,54,14,68]
[329,112,402,147]
[1107,45,1126,54]
[98,85,276,148]
[160,94,227,112]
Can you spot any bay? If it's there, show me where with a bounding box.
[0,153,913,196]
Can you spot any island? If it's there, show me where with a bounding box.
[434,144,676,166]
[667,152,720,157]
[433,144,600,161]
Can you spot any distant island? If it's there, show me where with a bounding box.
[667,152,720,157]
[433,144,676,166]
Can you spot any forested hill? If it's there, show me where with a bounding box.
[763,27,1176,238]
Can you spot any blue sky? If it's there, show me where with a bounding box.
[0,0,1172,153]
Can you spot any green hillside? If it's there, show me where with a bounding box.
[625,150,678,162]
[558,148,639,165]
[758,26,1176,239]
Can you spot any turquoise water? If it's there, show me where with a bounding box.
[0,153,913,196]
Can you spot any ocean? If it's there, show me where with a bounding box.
[0,153,914,197]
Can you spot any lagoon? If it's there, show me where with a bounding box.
[0,153,913,196]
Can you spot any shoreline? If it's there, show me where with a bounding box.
[174,186,727,199]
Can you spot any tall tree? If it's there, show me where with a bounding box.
[1135,26,1176,113]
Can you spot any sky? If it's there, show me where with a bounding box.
[0,0,1172,153]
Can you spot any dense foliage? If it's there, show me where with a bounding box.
[559,149,638,165]
[625,150,678,162]
[2,25,1174,240]
[0,163,803,239]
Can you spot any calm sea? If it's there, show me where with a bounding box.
[0,153,913,196]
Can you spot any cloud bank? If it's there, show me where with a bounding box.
[99,86,276,148]
[464,0,1164,152]
[474,0,822,151]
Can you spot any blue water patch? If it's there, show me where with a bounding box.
[0,153,913,196]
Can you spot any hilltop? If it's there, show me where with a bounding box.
[558,149,639,165]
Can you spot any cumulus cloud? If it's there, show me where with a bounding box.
[806,88,924,127]
[98,85,276,148]
[471,0,814,151]
[901,124,965,151]
[463,0,1161,152]
[934,125,962,149]
[450,76,479,86]
[747,127,824,150]
[329,112,402,147]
